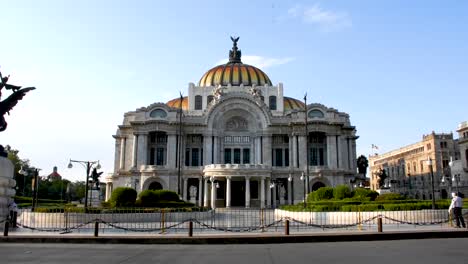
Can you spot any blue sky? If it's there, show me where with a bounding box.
[1,1,467,181]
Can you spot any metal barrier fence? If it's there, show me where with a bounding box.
[5,208,467,235]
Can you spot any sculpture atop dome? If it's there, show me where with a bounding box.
[229,36,242,63]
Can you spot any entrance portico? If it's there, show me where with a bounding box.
[203,164,271,208]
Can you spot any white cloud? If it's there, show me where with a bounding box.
[215,55,294,69]
[288,4,352,32]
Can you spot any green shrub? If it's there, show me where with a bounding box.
[352,188,379,201]
[333,185,352,200]
[309,187,334,201]
[154,190,180,202]
[375,193,406,201]
[110,187,137,207]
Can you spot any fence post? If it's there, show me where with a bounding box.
[377,217,383,233]
[285,219,290,235]
[161,209,166,234]
[3,221,9,237]
[189,221,193,237]
[94,220,99,237]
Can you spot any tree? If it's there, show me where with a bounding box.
[357,155,369,176]
[377,169,388,188]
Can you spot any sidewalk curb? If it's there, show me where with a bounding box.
[2,231,468,244]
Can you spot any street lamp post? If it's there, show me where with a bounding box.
[67,159,100,212]
[177,92,183,198]
[300,172,307,208]
[303,93,310,194]
[426,157,436,209]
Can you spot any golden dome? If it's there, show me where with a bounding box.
[166,96,188,110]
[198,37,272,87]
[199,63,272,87]
[284,97,304,111]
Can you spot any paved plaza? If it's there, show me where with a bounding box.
[2,238,468,264]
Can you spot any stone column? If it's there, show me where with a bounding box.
[340,136,348,170]
[260,177,265,208]
[272,184,277,208]
[198,177,203,207]
[297,135,307,169]
[167,134,177,168]
[183,177,188,201]
[287,178,292,204]
[132,134,138,168]
[119,137,126,170]
[327,135,337,169]
[211,178,216,209]
[204,179,209,208]
[226,176,231,208]
[255,137,262,164]
[213,136,219,164]
[0,157,15,219]
[266,178,271,207]
[292,135,298,168]
[137,133,148,168]
[288,135,293,168]
[245,176,250,208]
[262,135,272,166]
[203,135,212,165]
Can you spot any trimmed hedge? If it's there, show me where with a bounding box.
[110,187,137,207]
[137,189,182,207]
[375,193,406,201]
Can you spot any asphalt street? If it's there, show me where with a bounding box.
[1,238,467,264]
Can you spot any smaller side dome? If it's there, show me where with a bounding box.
[284,97,304,111]
[166,96,188,110]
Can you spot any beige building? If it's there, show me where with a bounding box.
[369,132,460,199]
[107,38,359,208]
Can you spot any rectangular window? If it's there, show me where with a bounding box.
[150,148,155,165]
[243,148,250,164]
[156,148,165,165]
[319,148,324,166]
[275,148,283,167]
[195,95,202,110]
[185,148,190,166]
[285,148,289,167]
[310,148,318,166]
[191,148,199,166]
[224,148,232,164]
[234,148,241,164]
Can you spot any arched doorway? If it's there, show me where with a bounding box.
[441,189,448,199]
[311,182,326,191]
[148,181,163,190]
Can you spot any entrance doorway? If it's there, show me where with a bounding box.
[231,181,245,206]
[149,181,163,190]
[311,182,325,191]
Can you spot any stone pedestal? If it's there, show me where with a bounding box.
[88,189,101,207]
[0,157,16,220]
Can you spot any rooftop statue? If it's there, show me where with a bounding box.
[0,70,35,157]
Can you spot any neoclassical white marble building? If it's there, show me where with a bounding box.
[107,38,359,208]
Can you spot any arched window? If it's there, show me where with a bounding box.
[195,95,202,110]
[308,109,324,118]
[149,109,167,118]
[269,96,277,110]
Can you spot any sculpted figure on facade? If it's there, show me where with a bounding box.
[213,85,225,102]
[189,185,197,200]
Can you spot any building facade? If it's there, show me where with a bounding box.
[369,132,461,199]
[107,38,359,208]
